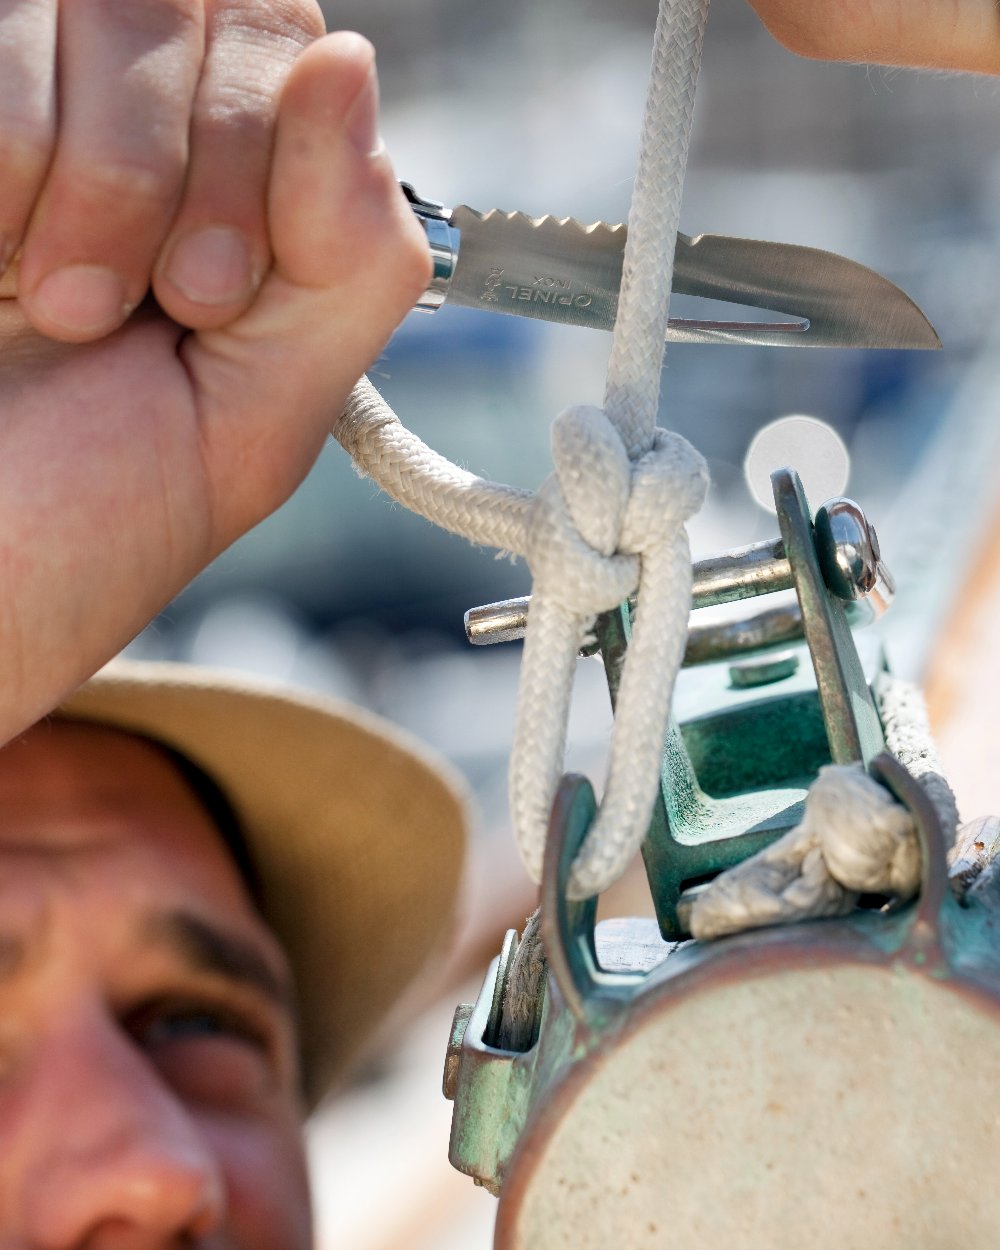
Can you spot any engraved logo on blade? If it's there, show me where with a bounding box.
[506,277,594,309]
[481,267,504,303]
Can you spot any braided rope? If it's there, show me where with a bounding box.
[605,0,712,459]
[334,0,711,899]
[336,379,534,552]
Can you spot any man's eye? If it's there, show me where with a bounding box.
[126,999,279,1106]
[150,1007,241,1042]
[128,999,268,1052]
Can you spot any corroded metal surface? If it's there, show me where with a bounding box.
[444,467,989,1245]
[498,961,1000,1248]
[599,469,888,939]
[487,759,1000,1248]
[445,730,1000,1246]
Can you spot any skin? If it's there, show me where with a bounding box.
[0,720,311,1248]
[747,0,1000,74]
[0,2,431,743]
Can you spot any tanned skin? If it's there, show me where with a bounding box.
[0,3,430,743]
[747,0,1000,75]
[0,720,312,1248]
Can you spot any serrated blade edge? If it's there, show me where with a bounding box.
[443,206,941,350]
[447,206,627,332]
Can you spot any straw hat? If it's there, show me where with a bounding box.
[58,658,470,1108]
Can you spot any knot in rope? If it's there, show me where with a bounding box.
[527,407,637,619]
[684,677,958,940]
[620,428,708,553]
[525,406,707,622]
[685,763,923,941]
[511,406,708,895]
[814,764,921,896]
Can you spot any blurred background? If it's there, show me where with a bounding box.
[127,3,1000,1245]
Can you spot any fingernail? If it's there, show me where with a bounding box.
[32,265,129,335]
[346,66,383,158]
[164,226,255,306]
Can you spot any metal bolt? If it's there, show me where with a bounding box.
[814,497,895,618]
[465,496,894,648]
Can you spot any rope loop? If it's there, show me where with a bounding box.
[512,407,708,894]
[333,0,713,902]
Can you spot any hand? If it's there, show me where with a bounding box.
[0,4,430,741]
[747,0,1000,74]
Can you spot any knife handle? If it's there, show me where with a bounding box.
[400,183,460,312]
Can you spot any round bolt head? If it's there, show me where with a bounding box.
[815,497,879,601]
[728,650,800,689]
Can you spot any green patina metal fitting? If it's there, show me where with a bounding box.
[596,467,886,939]
[444,466,913,1191]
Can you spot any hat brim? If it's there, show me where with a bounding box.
[59,659,469,1107]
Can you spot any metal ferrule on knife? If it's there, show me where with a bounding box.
[404,185,461,311]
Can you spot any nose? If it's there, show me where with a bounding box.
[7,1006,226,1248]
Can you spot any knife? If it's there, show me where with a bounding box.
[402,184,940,351]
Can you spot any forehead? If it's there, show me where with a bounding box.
[0,719,254,916]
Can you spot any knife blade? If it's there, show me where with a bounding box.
[403,185,941,351]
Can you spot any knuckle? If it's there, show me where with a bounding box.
[209,0,325,52]
[196,77,278,136]
[90,0,202,43]
[0,123,54,191]
[371,178,435,296]
[273,0,326,45]
[397,221,435,298]
[62,152,183,215]
[194,2,326,136]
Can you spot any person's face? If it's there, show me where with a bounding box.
[0,720,312,1249]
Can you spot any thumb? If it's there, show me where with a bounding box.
[184,32,431,548]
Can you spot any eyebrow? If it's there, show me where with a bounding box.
[144,910,293,1011]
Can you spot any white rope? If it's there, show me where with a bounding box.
[604,0,712,459]
[334,380,535,551]
[335,0,711,899]
[684,764,919,941]
[511,418,706,895]
[685,677,959,940]
[336,388,707,896]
